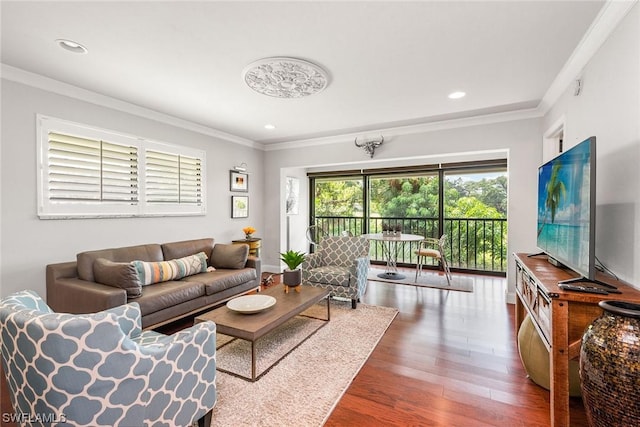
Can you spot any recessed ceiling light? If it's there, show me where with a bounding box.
[264,124,276,130]
[56,39,88,54]
[448,91,466,99]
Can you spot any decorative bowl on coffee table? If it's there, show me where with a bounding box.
[227,295,276,314]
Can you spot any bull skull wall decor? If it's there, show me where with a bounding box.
[354,136,384,158]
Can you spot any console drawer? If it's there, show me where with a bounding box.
[537,291,551,343]
[525,272,538,309]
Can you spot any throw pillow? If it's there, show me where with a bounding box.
[210,244,249,269]
[175,252,209,277]
[132,252,208,286]
[93,258,142,298]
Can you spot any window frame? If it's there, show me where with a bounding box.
[37,115,206,219]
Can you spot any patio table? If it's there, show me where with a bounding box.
[361,233,424,280]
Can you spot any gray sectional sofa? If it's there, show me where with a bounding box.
[46,238,261,329]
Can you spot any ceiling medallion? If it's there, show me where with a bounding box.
[242,57,329,98]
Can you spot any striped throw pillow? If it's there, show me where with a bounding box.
[133,252,208,286]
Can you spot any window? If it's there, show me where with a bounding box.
[309,160,508,274]
[46,132,139,204]
[37,115,206,219]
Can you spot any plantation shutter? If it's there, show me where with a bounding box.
[47,132,138,203]
[146,150,202,204]
[101,141,139,202]
[39,116,205,218]
[179,155,203,204]
[146,150,179,203]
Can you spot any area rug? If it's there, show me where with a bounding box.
[367,267,474,292]
[210,300,398,426]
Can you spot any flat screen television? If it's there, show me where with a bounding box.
[536,136,597,282]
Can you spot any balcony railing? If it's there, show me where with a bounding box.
[313,216,508,274]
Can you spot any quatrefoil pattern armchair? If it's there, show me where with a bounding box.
[0,290,217,427]
[302,236,370,309]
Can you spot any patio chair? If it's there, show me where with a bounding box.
[302,236,370,308]
[414,235,452,285]
[0,290,217,427]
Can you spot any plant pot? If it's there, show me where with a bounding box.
[283,269,302,287]
[580,300,640,427]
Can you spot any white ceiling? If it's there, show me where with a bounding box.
[1,1,607,146]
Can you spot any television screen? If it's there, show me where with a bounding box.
[536,137,596,280]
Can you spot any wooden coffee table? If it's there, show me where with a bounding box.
[195,284,330,381]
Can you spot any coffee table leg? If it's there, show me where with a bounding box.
[326,296,331,321]
[251,341,256,381]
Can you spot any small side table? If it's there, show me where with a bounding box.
[232,238,261,257]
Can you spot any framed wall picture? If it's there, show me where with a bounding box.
[230,170,248,192]
[231,195,249,218]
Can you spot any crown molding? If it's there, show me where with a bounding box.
[1,64,258,148]
[5,0,632,154]
[263,107,542,152]
[538,0,638,113]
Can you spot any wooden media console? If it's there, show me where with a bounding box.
[514,253,640,427]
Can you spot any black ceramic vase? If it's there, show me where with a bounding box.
[580,300,640,427]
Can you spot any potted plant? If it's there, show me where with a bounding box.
[279,250,306,287]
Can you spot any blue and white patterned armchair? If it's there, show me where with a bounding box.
[0,290,217,427]
[302,236,370,309]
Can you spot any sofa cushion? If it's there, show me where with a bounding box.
[135,280,205,316]
[183,268,258,295]
[132,252,208,286]
[210,244,249,269]
[77,244,164,282]
[93,258,142,298]
[162,238,214,262]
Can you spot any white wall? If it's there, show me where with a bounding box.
[264,117,543,301]
[0,79,264,298]
[543,4,640,287]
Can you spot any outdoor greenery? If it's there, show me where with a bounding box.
[314,178,364,217]
[315,174,506,219]
[313,171,508,272]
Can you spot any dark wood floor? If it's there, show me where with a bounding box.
[325,270,588,427]
[1,270,588,427]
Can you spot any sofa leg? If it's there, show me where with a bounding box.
[351,299,357,309]
[198,409,213,427]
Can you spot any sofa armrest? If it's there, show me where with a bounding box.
[47,263,126,314]
[139,321,217,425]
[353,256,370,294]
[245,255,261,280]
[303,252,323,269]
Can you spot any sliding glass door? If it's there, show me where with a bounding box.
[311,177,364,236]
[444,168,508,272]
[309,160,508,274]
